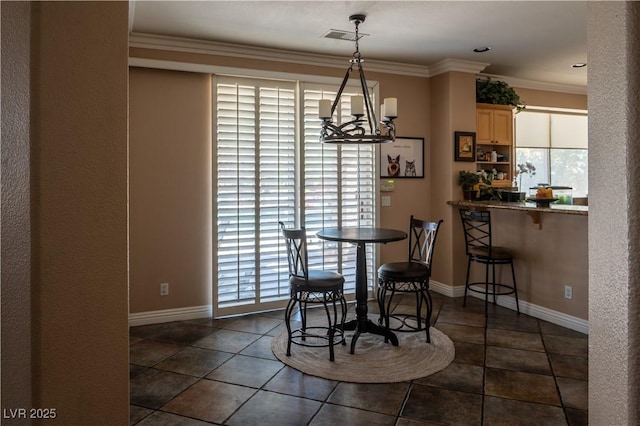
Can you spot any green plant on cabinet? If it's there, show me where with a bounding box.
[476,77,526,112]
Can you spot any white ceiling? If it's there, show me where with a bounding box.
[130,1,588,89]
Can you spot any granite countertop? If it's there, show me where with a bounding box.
[447,200,588,216]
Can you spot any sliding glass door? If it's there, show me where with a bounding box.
[213,76,376,317]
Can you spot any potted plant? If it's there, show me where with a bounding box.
[478,174,502,201]
[476,77,526,112]
[515,162,536,192]
[458,171,480,200]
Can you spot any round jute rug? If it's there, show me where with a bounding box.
[271,321,455,383]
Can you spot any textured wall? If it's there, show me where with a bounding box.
[30,2,130,423]
[1,0,33,411]
[588,2,640,424]
[629,6,640,423]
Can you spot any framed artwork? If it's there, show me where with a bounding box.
[454,131,476,162]
[379,137,424,178]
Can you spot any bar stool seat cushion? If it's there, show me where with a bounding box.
[290,271,345,291]
[378,262,430,281]
[468,246,513,260]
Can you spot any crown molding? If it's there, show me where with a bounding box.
[128,0,136,34]
[479,73,587,95]
[129,57,357,87]
[429,58,490,77]
[129,33,430,78]
[129,33,587,94]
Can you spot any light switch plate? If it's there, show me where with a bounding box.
[381,196,391,207]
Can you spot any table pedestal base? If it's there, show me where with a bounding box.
[341,318,399,354]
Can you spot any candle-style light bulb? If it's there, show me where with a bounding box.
[319,99,332,119]
[351,95,364,116]
[383,98,397,118]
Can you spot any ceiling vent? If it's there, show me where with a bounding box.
[322,29,368,42]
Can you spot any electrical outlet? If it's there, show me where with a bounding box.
[564,285,572,300]
[160,282,169,296]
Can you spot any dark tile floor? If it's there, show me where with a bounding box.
[130,293,588,425]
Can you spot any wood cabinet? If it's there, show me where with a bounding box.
[475,104,515,187]
[476,103,513,144]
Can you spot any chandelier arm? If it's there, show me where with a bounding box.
[358,62,378,134]
[331,66,353,116]
[336,118,365,132]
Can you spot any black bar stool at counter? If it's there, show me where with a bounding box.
[459,208,520,317]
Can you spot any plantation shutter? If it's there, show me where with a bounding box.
[214,76,296,313]
[302,84,376,293]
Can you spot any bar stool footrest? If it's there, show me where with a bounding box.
[290,326,345,348]
[383,313,430,333]
[466,282,517,297]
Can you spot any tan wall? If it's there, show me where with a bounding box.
[30,2,129,423]
[375,73,431,263]
[515,87,588,110]
[129,68,212,313]
[429,72,477,288]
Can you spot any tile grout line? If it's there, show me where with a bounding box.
[539,322,573,424]
[480,312,489,426]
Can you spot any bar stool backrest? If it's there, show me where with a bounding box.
[279,222,309,283]
[459,209,493,257]
[408,216,443,269]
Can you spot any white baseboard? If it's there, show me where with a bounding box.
[129,286,589,335]
[129,305,212,327]
[430,280,465,298]
[429,280,589,335]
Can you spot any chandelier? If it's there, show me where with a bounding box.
[319,15,397,144]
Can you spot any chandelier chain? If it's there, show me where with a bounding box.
[353,20,360,60]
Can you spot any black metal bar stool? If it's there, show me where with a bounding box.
[279,222,347,361]
[376,216,443,343]
[459,208,520,317]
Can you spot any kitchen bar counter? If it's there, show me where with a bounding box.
[447,199,587,215]
[448,200,587,229]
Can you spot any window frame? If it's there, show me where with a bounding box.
[515,107,588,197]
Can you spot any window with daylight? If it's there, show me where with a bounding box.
[515,108,588,197]
[214,76,376,316]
